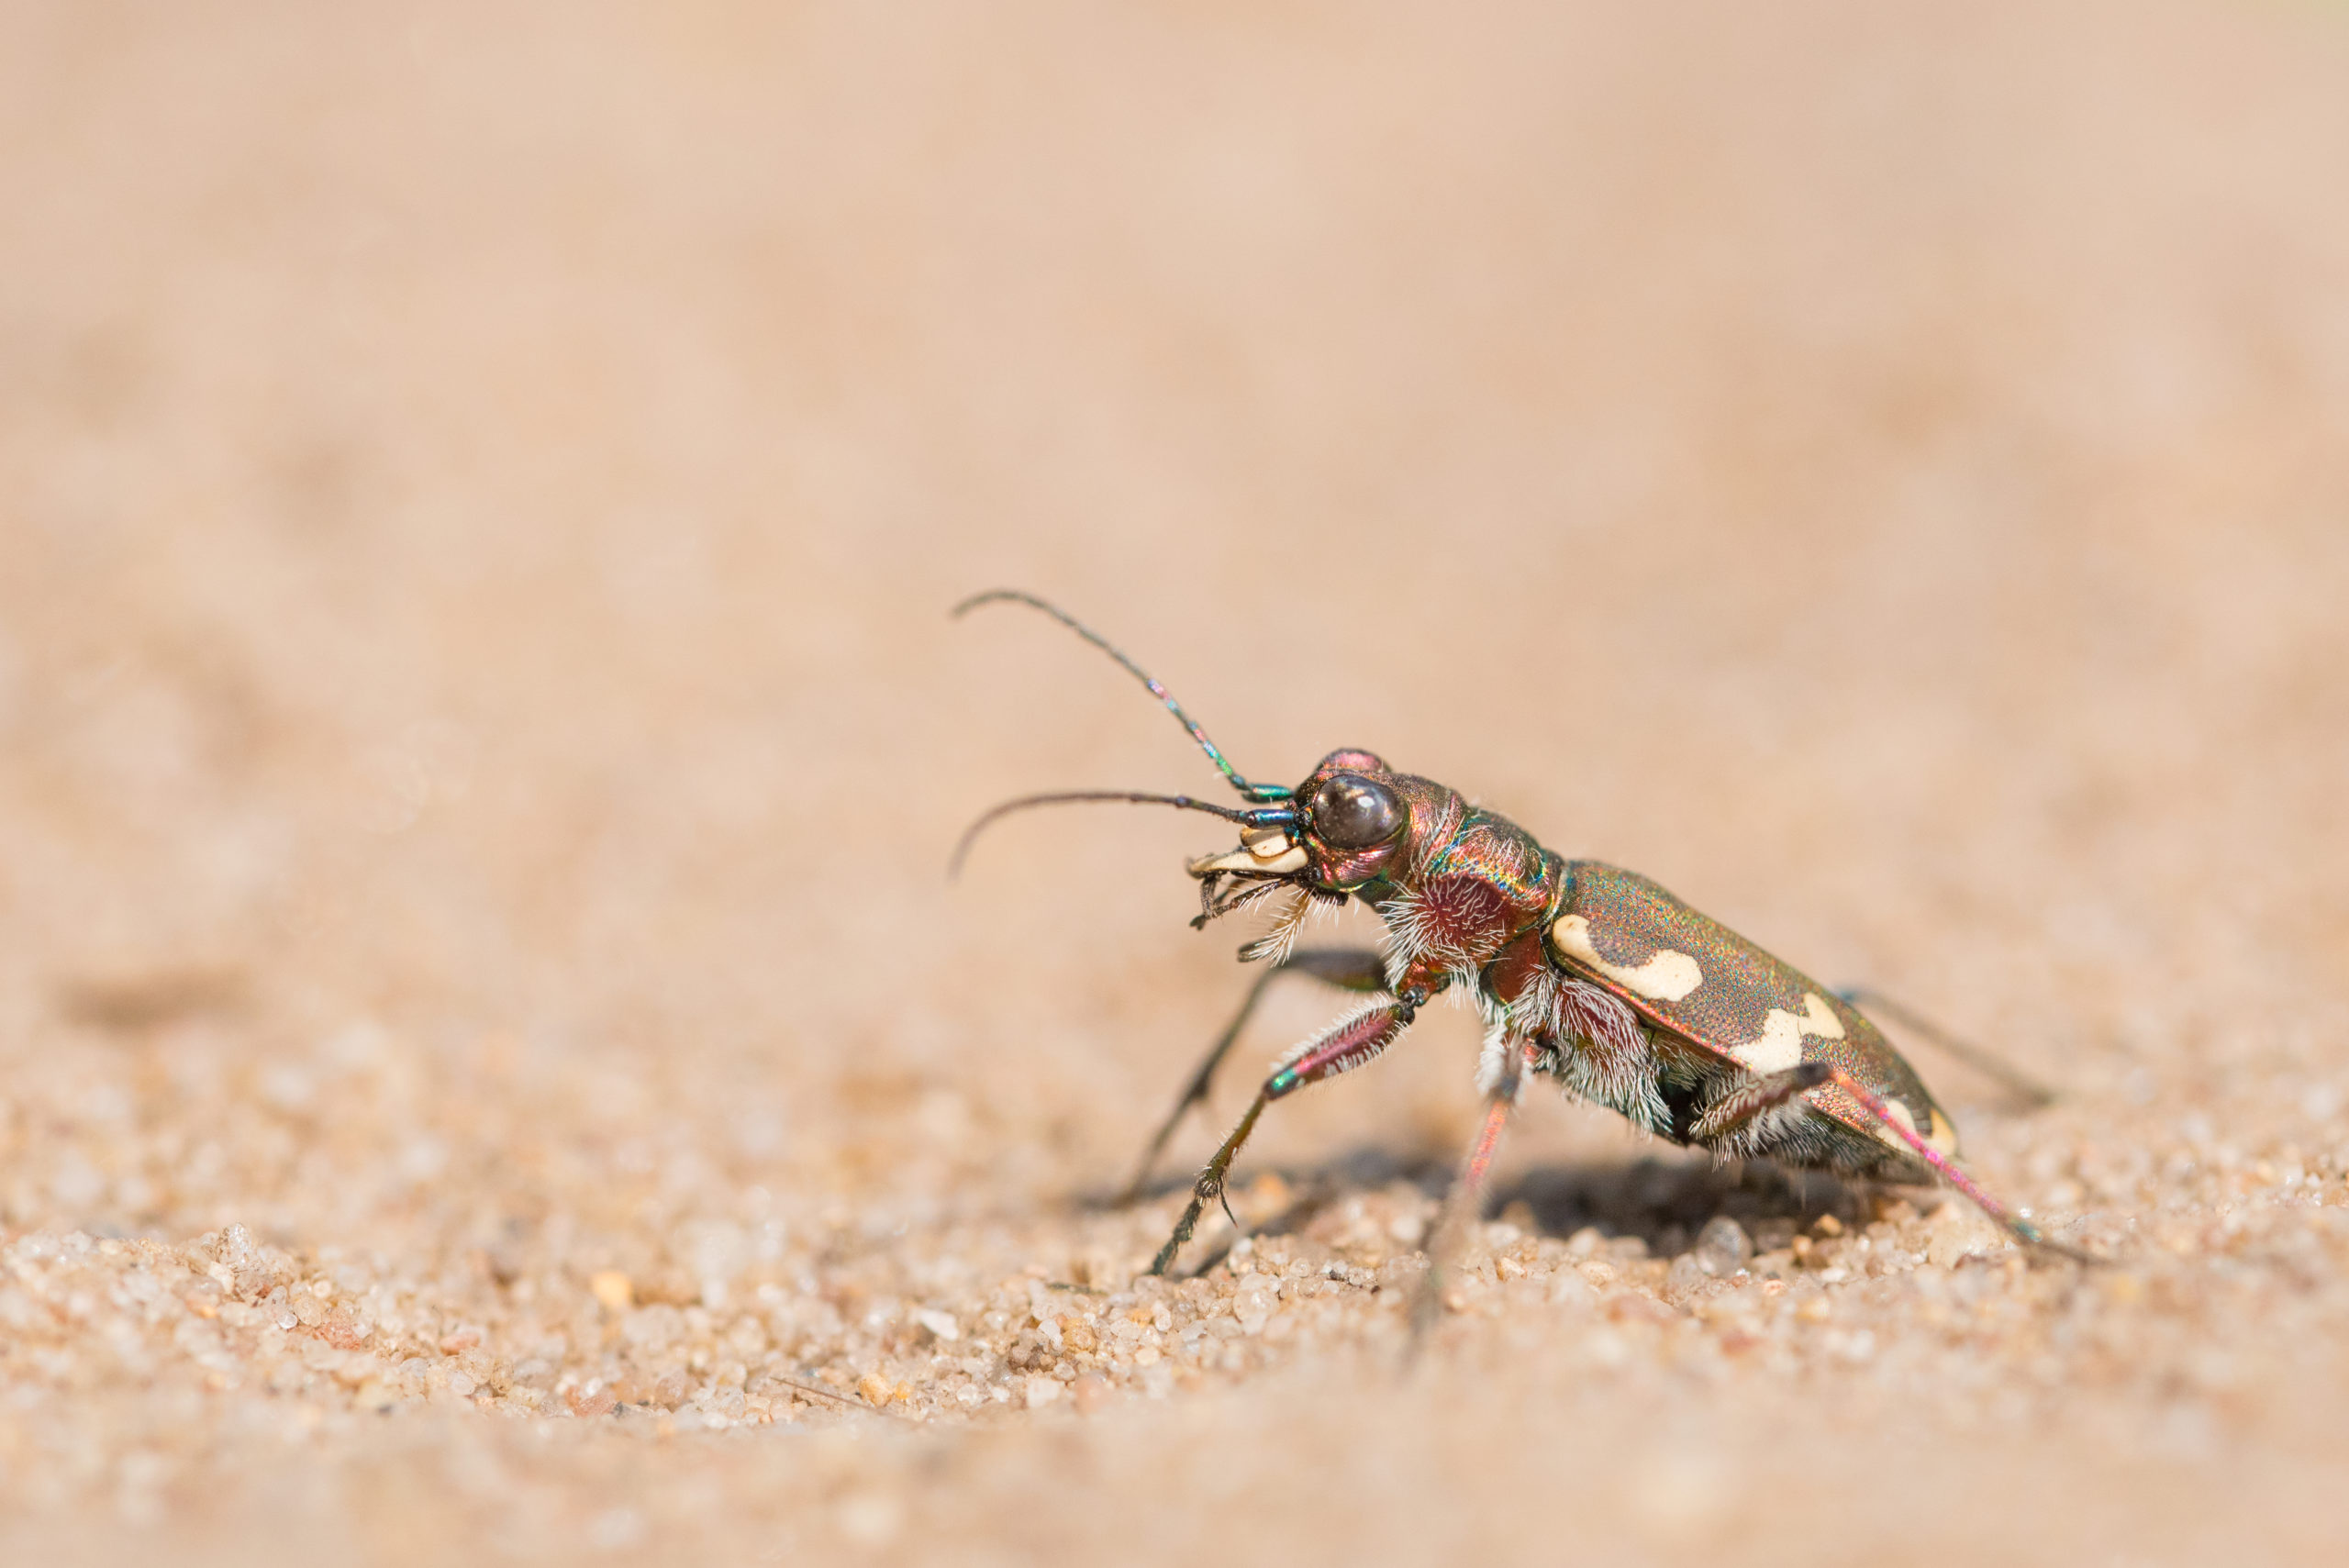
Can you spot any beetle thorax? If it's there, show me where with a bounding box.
[1351,787,1558,994]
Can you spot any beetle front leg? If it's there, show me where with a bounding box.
[1121,947,1389,1206]
[1147,993,1420,1277]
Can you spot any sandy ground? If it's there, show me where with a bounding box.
[4,2,2349,1562]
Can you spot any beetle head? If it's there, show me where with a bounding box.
[1186,748,1432,907]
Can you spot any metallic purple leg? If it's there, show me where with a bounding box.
[1408,1041,1529,1349]
[1149,998,1413,1277]
[1825,1067,2094,1262]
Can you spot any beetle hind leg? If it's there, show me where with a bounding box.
[1821,1067,2098,1263]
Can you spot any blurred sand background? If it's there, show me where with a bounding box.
[5,1,2349,1562]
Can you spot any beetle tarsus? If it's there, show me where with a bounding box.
[1150,1094,1268,1276]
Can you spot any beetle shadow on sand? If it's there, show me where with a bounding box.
[1485,1156,1866,1256]
[1108,1145,1871,1265]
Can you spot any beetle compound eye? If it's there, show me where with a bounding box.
[1309,773,1404,849]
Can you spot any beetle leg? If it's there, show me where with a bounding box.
[1120,947,1389,1206]
[1148,994,1416,1277]
[1689,1061,1833,1143]
[1408,1038,1530,1349]
[1823,1067,2097,1263]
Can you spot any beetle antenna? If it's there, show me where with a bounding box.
[953,590,1291,802]
[951,790,1296,880]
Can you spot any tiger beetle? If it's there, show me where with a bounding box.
[952,590,2090,1324]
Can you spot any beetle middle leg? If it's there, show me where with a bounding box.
[1408,1038,1530,1348]
[1148,992,1418,1277]
[1121,947,1388,1205]
[1689,1061,1833,1144]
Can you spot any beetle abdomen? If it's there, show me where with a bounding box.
[1545,861,1957,1162]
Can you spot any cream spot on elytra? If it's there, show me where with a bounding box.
[1729,992,1845,1073]
[1925,1107,1959,1155]
[1547,916,1703,1002]
[1871,1097,1922,1150]
[1866,1099,1963,1155]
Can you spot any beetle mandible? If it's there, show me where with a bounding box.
[952,590,2086,1308]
